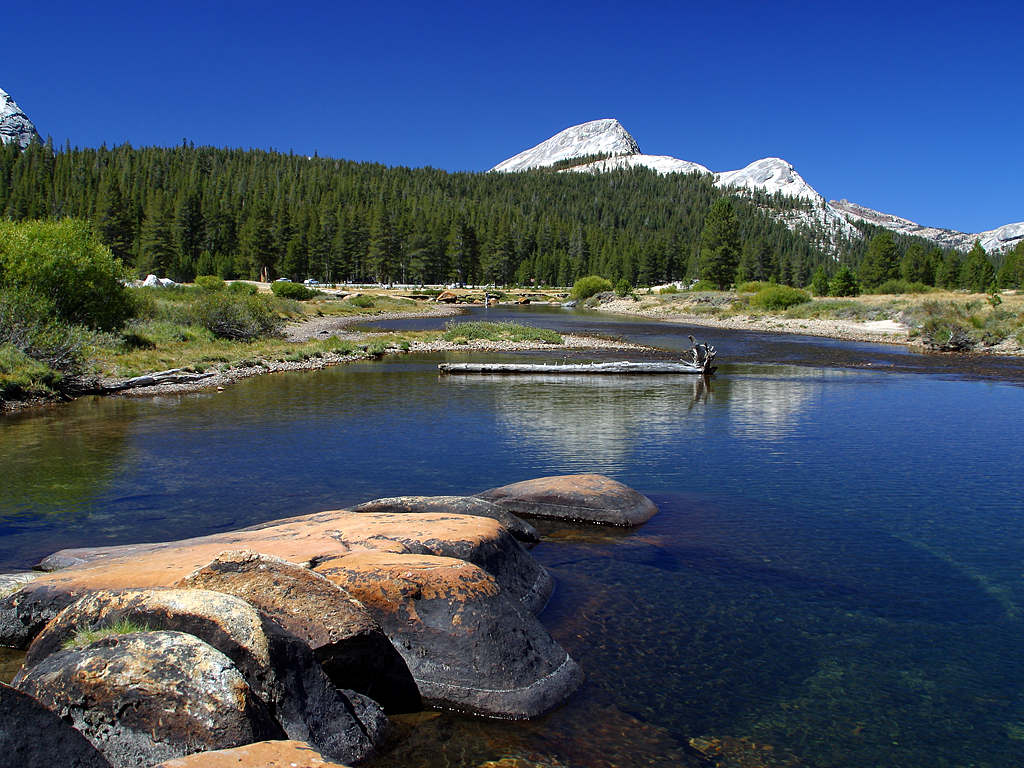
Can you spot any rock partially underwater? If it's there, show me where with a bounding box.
[0,474,658,760]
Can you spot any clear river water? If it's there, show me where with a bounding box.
[2,306,1024,768]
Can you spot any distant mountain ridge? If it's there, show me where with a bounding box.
[0,87,40,148]
[492,119,1022,254]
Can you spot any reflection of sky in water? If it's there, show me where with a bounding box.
[722,369,833,443]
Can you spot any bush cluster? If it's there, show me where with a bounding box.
[194,275,226,292]
[347,295,375,308]
[190,293,283,341]
[270,281,315,300]
[571,275,613,301]
[750,285,811,310]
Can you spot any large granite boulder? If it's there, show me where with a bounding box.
[352,495,539,543]
[20,587,387,765]
[150,739,352,768]
[7,510,551,648]
[477,473,658,526]
[12,631,282,767]
[177,550,419,713]
[0,682,111,768]
[314,551,583,719]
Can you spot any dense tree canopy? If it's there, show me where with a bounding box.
[0,141,995,290]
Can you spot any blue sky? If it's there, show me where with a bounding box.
[5,0,1021,233]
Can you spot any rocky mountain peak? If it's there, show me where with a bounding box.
[0,87,41,148]
[491,119,640,173]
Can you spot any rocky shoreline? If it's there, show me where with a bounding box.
[0,474,656,767]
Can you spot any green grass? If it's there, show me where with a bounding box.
[62,618,152,649]
[0,344,64,400]
[441,320,562,344]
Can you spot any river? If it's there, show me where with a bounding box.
[2,306,1023,767]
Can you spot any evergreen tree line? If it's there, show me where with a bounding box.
[1,140,1013,289]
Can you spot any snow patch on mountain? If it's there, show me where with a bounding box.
[831,200,1024,254]
[715,158,817,202]
[0,87,40,148]
[569,153,711,176]
[490,119,640,173]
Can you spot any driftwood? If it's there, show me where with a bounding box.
[106,368,216,391]
[439,361,713,375]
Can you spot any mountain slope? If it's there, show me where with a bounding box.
[0,87,41,148]
[494,119,1020,254]
[830,200,1024,255]
[490,119,640,172]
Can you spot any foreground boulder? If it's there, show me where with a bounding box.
[13,631,282,767]
[477,473,658,526]
[315,551,583,719]
[177,551,420,713]
[5,510,551,649]
[0,682,111,768]
[21,586,388,765]
[151,740,352,768]
[352,495,539,543]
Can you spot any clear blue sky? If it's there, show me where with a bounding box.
[5,0,1021,233]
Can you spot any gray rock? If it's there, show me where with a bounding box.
[13,631,282,768]
[477,473,658,526]
[0,87,41,148]
[0,682,111,768]
[352,495,539,544]
[20,587,387,765]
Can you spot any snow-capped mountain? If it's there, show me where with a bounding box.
[830,200,1024,255]
[493,120,857,245]
[0,87,40,148]
[492,119,1021,254]
[490,119,640,173]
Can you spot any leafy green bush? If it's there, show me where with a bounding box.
[689,279,719,291]
[347,295,375,308]
[0,219,133,331]
[829,266,860,297]
[191,293,283,341]
[194,275,226,292]
[810,268,830,297]
[867,279,933,295]
[571,275,613,300]
[227,281,258,295]
[615,279,632,297]
[270,281,315,300]
[750,285,811,310]
[736,281,774,293]
[659,284,679,294]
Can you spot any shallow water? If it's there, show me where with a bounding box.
[2,307,1023,767]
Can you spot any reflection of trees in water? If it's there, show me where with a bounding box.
[480,375,716,469]
[715,372,827,443]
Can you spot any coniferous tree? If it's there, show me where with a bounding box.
[830,265,860,296]
[900,241,934,285]
[94,177,135,265]
[368,204,398,284]
[960,240,995,292]
[138,195,177,277]
[698,197,740,289]
[859,231,900,288]
[936,250,962,289]
[239,200,276,281]
[996,241,1024,289]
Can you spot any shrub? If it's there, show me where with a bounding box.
[736,281,774,293]
[191,293,283,341]
[571,275,613,301]
[614,279,632,297]
[0,219,134,331]
[689,279,719,291]
[347,295,375,308]
[442,321,561,344]
[227,281,258,295]
[659,284,679,294]
[867,279,933,295]
[194,275,226,292]
[750,285,811,310]
[270,281,315,300]
[810,268,831,297]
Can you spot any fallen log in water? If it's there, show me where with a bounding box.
[438,361,714,375]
